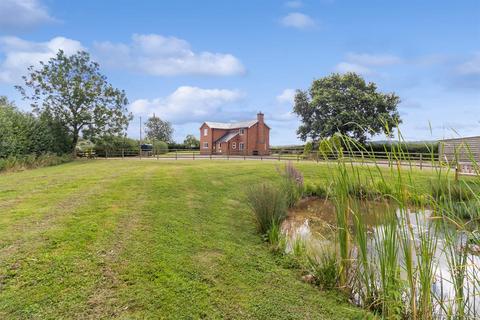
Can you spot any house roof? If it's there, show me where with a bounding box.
[215,131,239,143]
[204,119,258,129]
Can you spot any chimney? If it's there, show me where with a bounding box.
[257,111,264,123]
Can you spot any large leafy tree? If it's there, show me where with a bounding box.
[183,134,199,148]
[144,115,173,143]
[16,50,132,154]
[293,73,401,143]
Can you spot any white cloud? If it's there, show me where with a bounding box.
[129,86,245,124]
[334,52,402,76]
[335,62,372,75]
[281,12,316,29]
[94,34,245,76]
[0,0,55,31]
[270,111,296,122]
[456,52,480,75]
[285,1,303,8]
[345,53,402,66]
[276,88,296,104]
[0,36,84,83]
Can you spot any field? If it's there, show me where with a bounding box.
[0,159,378,319]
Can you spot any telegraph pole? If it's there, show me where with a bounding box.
[139,116,142,159]
[152,113,156,158]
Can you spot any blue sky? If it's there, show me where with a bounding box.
[0,0,479,145]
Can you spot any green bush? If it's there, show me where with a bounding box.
[154,141,168,154]
[0,153,72,173]
[307,245,340,290]
[246,183,288,235]
[304,182,329,198]
[430,180,473,202]
[366,141,438,155]
[303,141,313,159]
[0,97,71,158]
[94,135,140,156]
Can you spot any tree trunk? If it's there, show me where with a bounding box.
[71,131,79,157]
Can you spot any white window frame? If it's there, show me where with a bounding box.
[232,142,236,149]
[239,142,245,150]
[204,128,208,136]
[203,142,209,149]
[239,128,245,135]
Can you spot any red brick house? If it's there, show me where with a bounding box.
[199,112,270,156]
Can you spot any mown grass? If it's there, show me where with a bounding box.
[0,159,372,319]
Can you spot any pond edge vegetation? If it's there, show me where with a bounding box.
[246,134,480,319]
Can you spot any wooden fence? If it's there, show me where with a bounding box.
[76,148,462,171]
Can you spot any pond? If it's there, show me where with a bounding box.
[282,197,480,318]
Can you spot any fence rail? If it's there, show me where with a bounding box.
[75,148,479,172]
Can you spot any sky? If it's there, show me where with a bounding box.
[0,0,479,145]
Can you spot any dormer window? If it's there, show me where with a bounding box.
[204,128,208,136]
[239,128,245,135]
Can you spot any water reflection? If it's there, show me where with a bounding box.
[282,198,480,318]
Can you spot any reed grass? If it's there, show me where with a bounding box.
[245,182,288,235]
[248,128,480,319]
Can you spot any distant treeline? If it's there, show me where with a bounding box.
[271,141,439,155]
[366,142,439,155]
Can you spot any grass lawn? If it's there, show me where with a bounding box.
[0,159,445,319]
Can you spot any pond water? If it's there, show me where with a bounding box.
[282,197,480,318]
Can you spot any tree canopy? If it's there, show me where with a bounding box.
[293,73,401,143]
[144,115,173,143]
[183,134,200,148]
[16,50,132,154]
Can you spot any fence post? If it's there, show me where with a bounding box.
[278,150,281,161]
[175,150,178,160]
[420,154,423,170]
[193,150,195,160]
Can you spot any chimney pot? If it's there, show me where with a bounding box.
[257,111,264,122]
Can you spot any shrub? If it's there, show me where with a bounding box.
[374,180,395,198]
[154,141,169,154]
[430,180,472,202]
[307,245,340,290]
[346,181,382,200]
[304,182,329,198]
[0,153,72,173]
[246,183,288,235]
[303,141,313,159]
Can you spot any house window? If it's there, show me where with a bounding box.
[239,142,245,150]
[203,142,208,148]
[232,142,236,149]
[239,128,245,135]
[204,128,208,136]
